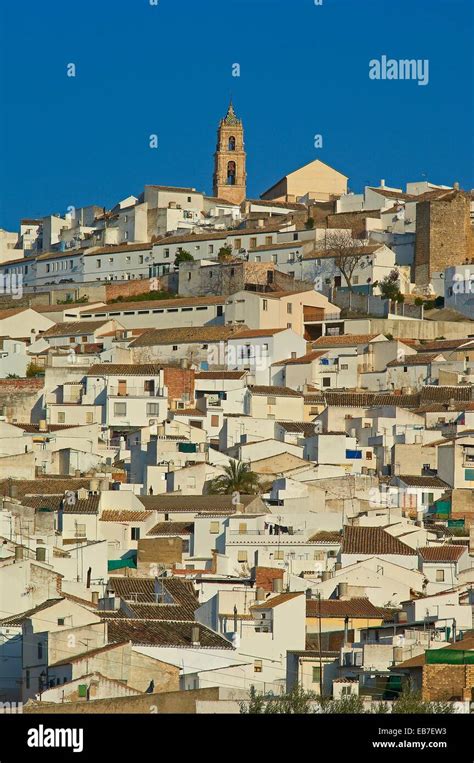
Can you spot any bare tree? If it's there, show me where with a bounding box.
[316,230,369,292]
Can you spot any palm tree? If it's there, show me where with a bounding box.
[208,460,260,495]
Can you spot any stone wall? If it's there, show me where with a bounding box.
[422,664,474,701]
[415,191,474,285]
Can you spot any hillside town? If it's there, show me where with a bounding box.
[0,102,473,714]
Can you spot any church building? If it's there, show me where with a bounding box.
[213,102,247,205]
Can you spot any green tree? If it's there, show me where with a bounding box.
[174,249,194,267]
[305,217,315,230]
[218,245,233,261]
[208,460,260,495]
[379,269,403,301]
[240,686,318,714]
[392,687,454,714]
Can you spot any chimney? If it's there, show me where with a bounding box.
[397,610,408,624]
[272,577,283,593]
[91,591,99,606]
[338,582,349,600]
[191,625,200,646]
[343,615,350,645]
[321,571,331,582]
[14,546,23,562]
[453,182,460,191]
[39,419,47,433]
[256,587,265,603]
[380,179,385,188]
[35,547,46,562]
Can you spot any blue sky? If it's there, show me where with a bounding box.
[0,0,472,229]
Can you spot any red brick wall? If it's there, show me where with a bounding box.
[255,566,284,593]
[163,367,195,406]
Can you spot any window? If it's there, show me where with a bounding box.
[234,239,241,249]
[250,238,257,248]
[272,254,278,264]
[114,402,127,416]
[286,323,292,329]
[164,249,170,258]
[69,337,75,344]
[255,255,261,263]
[227,161,236,185]
[403,366,408,373]
[76,524,86,537]
[57,618,65,626]
[322,377,331,387]
[262,299,268,311]
[254,659,263,673]
[436,569,445,582]
[267,396,276,406]
[146,403,160,416]
[312,666,321,684]
[172,345,178,351]
[81,335,88,343]
[228,136,236,151]
[209,245,214,254]
[131,527,140,540]
[86,412,93,424]
[265,236,273,245]
[139,255,144,264]
[287,303,292,314]
[238,523,247,535]
[210,521,220,534]
[38,642,43,660]
[57,412,66,423]
[96,259,101,268]
[353,276,359,285]
[211,415,219,427]
[341,685,353,696]
[237,550,248,563]
[340,364,348,370]
[422,492,434,505]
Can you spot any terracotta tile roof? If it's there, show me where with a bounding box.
[276,421,316,435]
[416,338,472,353]
[396,475,449,488]
[42,320,113,338]
[419,546,466,562]
[368,187,414,200]
[342,525,417,556]
[82,242,153,256]
[313,334,382,348]
[0,478,93,500]
[421,386,474,403]
[147,521,194,536]
[138,494,260,512]
[84,295,225,314]
[195,371,247,380]
[129,324,246,347]
[387,353,442,368]
[0,598,63,626]
[248,385,304,398]
[251,592,304,610]
[87,363,165,377]
[308,531,342,543]
[228,328,287,339]
[273,351,326,367]
[323,391,422,408]
[100,510,152,522]
[249,241,306,252]
[106,617,231,648]
[306,597,393,619]
[107,577,199,621]
[172,408,205,417]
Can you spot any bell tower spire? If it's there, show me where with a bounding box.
[213,101,246,204]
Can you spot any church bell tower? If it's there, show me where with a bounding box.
[213,101,246,205]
